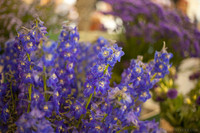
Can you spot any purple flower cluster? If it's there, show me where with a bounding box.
[104,0,200,59]
[167,89,178,99]
[0,20,172,132]
[83,43,124,97]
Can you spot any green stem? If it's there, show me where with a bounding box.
[26,53,31,62]
[43,66,47,101]
[27,84,32,113]
[103,64,109,75]
[101,113,108,122]
[77,88,96,128]
[116,126,136,133]
[166,112,177,125]
[26,53,32,70]
[151,73,157,82]
[77,114,83,128]
[116,130,122,133]
[85,92,94,109]
[26,53,32,112]
[36,19,38,27]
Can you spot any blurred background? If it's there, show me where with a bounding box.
[1,0,200,132]
[1,0,200,41]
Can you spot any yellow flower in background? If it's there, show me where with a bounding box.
[169,79,173,87]
[169,66,176,77]
[193,95,197,100]
[186,98,191,104]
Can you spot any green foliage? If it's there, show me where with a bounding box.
[158,74,200,129]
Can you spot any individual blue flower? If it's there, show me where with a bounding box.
[85,121,107,133]
[42,53,57,66]
[134,106,142,117]
[71,100,86,119]
[59,40,73,51]
[100,101,112,114]
[23,36,38,54]
[42,41,58,52]
[66,72,75,83]
[83,81,95,97]
[21,71,34,84]
[106,55,117,67]
[53,88,61,100]
[95,77,109,95]
[154,62,168,73]
[39,101,54,117]
[61,50,74,61]
[31,89,45,108]
[107,109,127,126]
[69,27,80,42]
[55,120,67,133]
[72,47,79,57]
[66,61,75,72]
[104,115,119,125]
[98,47,113,61]
[60,30,69,40]
[131,65,143,78]
[91,63,106,77]
[96,37,108,47]
[60,86,72,97]
[55,68,66,79]
[161,52,173,63]
[113,44,124,62]
[138,91,151,102]
[47,72,59,88]
[126,111,139,127]
[57,78,65,87]
[108,87,132,105]
[17,60,30,71]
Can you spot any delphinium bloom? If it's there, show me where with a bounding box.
[76,40,172,132]
[0,19,80,132]
[83,43,124,96]
[0,19,172,132]
[103,0,200,65]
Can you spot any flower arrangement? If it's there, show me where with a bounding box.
[0,19,172,132]
[152,68,200,130]
[103,0,200,65]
